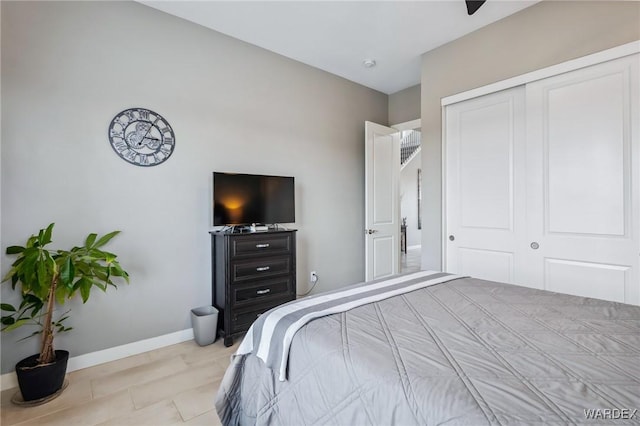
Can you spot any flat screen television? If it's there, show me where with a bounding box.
[213,172,295,226]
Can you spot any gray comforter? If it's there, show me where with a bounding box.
[216,276,640,425]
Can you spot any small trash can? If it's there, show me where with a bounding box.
[190,306,218,346]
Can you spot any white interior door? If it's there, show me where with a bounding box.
[525,54,640,304]
[445,87,526,284]
[365,121,400,281]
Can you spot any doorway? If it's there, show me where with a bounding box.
[364,119,421,281]
[396,122,422,274]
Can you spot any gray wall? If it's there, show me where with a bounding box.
[420,0,640,270]
[0,1,387,373]
[388,84,420,125]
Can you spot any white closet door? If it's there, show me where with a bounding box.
[445,87,526,284]
[525,54,639,304]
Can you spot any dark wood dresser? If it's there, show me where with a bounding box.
[210,229,297,347]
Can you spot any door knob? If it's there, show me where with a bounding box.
[530,242,539,250]
[365,229,379,235]
[449,235,455,241]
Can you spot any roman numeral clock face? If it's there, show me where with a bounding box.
[108,108,175,167]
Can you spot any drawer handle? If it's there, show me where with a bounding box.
[255,243,270,248]
[256,289,271,295]
[256,266,270,272]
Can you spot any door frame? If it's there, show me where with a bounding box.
[441,41,640,270]
[392,119,422,273]
[392,118,421,132]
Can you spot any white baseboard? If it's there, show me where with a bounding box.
[1,328,194,391]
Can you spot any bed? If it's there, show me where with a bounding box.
[215,271,640,425]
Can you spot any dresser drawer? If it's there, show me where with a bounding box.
[230,233,292,258]
[230,298,293,334]
[231,256,291,282]
[232,277,293,307]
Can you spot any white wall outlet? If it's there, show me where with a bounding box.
[310,271,318,283]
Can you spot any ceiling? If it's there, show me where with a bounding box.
[140,1,539,94]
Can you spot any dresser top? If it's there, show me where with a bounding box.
[209,228,297,236]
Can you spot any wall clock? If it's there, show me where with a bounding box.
[108,108,175,167]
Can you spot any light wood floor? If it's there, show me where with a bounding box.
[400,246,421,274]
[1,339,236,426]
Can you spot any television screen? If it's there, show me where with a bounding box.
[213,172,295,226]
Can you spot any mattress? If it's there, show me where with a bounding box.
[216,274,640,425]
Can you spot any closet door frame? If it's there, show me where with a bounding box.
[442,41,639,107]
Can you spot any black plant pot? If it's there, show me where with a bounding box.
[15,350,69,401]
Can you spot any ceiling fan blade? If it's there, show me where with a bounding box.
[466,0,486,15]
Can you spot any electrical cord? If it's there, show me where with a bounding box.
[297,275,319,297]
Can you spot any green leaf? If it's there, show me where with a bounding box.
[21,295,43,317]
[55,283,67,305]
[89,249,108,259]
[37,258,49,292]
[22,249,38,271]
[20,295,38,311]
[85,233,97,249]
[3,318,30,332]
[1,316,15,325]
[0,304,16,312]
[79,278,92,303]
[93,270,109,282]
[74,262,90,275]
[76,276,92,290]
[11,274,18,289]
[22,294,42,306]
[2,267,16,284]
[6,246,25,255]
[59,256,75,287]
[25,235,37,248]
[93,231,120,249]
[42,223,54,245]
[121,270,130,284]
[98,251,117,260]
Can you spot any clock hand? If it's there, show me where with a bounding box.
[140,124,153,142]
[139,116,162,143]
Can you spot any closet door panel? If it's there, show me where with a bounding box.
[445,87,526,283]
[544,258,628,303]
[546,72,625,236]
[458,100,513,230]
[458,248,513,284]
[526,54,639,304]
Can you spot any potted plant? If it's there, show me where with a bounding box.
[1,223,129,403]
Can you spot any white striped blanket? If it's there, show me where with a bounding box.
[235,270,465,381]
